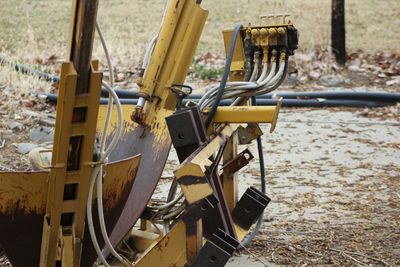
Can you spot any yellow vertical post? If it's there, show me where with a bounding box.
[40,1,101,266]
[222,132,239,211]
[185,220,203,265]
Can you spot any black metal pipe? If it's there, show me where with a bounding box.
[4,56,400,103]
[100,91,400,103]
[40,93,393,108]
[100,88,140,98]
[248,98,391,108]
[189,91,400,102]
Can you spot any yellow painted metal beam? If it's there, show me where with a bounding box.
[174,124,238,204]
[212,104,282,133]
[222,133,239,212]
[134,222,187,267]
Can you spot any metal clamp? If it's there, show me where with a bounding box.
[191,228,239,267]
[232,187,271,230]
[221,149,254,175]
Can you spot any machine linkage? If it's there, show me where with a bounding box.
[0,0,298,266]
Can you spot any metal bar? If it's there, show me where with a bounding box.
[40,1,100,266]
[174,125,238,204]
[69,0,99,95]
[211,106,279,124]
[204,143,237,239]
[222,135,238,212]
[166,106,208,264]
[222,148,254,176]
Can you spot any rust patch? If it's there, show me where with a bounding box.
[179,175,208,186]
[0,157,139,267]
[82,117,171,266]
[81,163,139,267]
[0,205,44,267]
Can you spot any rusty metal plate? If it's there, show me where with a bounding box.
[79,105,172,266]
[0,155,140,267]
[221,148,254,175]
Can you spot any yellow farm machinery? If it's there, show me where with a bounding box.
[0,0,298,266]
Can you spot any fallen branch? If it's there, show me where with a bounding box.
[265,239,324,257]
[330,248,391,266]
[340,251,369,266]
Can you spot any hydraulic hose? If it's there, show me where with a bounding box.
[204,24,243,129]
[87,21,127,267]
[240,96,266,247]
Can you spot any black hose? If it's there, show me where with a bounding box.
[231,91,400,102]
[204,24,243,129]
[219,98,392,108]
[0,55,141,98]
[92,90,400,103]
[240,96,266,247]
[0,55,60,83]
[39,93,394,108]
[101,88,140,98]
[4,56,400,104]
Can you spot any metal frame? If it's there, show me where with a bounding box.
[0,0,300,266]
[40,1,101,266]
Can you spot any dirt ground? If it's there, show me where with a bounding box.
[0,84,399,267]
[157,105,400,267]
[235,108,399,266]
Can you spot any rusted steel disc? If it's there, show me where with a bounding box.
[79,106,172,266]
[0,155,140,267]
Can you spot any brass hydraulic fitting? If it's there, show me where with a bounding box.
[259,28,269,48]
[270,50,277,62]
[277,27,286,35]
[131,97,148,125]
[279,51,287,61]
[262,47,269,63]
[268,28,277,38]
[251,29,260,41]
[260,28,268,38]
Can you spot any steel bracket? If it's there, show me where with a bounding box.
[191,228,239,267]
[232,187,271,230]
[237,124,263,145]
[181,196,219,222]
[221,148,254,174]
[166,106,207,162]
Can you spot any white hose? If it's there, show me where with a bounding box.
[231,57,266,105]
[87,2,169,265]
[87,167,109,266]
[142,35,158,69]
[256,63,268,83]
[86,82,125,266]
[96,83,125,265]
[198,54,287,110]
[86,21,127,267]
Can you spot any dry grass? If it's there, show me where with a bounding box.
[1,0,399,60]
[0,0,399,94]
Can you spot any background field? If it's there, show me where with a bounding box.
[1,0,399,65]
